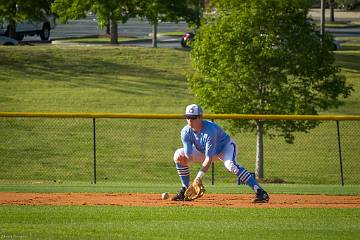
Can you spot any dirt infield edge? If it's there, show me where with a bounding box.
[1,192,360,208]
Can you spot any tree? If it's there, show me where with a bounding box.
[329,0,360,22]
[52,0,136,44]
[52,0,200,46]
[137,0,201,48]
[0,0,54,39]
[335,0,360,10]
[189,0,353,179]
[330,0,335,22]
[320,0,325,35]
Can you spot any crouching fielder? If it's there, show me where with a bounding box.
[172,104,270,203]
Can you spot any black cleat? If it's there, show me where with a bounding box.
[253,189,270,203]
[171,187,187,201]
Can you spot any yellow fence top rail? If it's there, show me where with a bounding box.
[0,112,360,121]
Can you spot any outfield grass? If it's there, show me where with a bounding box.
[53,32,184,45]
[0,29,360,186]
[0,183,360,195]
[0,118,359,185]
[55,36,147,44]
[0,17,359,240]
[0,46,192,113]
[1,206,359,240]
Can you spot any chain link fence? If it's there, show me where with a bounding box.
[0,113,359,185]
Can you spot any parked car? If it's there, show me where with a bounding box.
[0,35,18,45]
[0,15,56,41]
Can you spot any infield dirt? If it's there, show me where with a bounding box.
[1,192,360,208]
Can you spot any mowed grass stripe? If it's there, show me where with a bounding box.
[0,39,359,184]
[0,206,359,240]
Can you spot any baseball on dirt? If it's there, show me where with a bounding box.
[161,192,169,200]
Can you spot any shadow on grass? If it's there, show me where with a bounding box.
[0,48,190,97]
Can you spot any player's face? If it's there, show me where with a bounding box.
[186,115,202,131]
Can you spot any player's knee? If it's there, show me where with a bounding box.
[173,148,188,165]
[223,160,237,174]
[173,148,185,162]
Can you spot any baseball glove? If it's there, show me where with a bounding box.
[184,178,205,201]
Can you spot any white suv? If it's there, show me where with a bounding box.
[0,15,56,41]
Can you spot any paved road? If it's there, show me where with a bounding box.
[327,26,360,37]
[50,17,190,39]
[23,16,190,48]
[309,9,360,37]
[22,14,359,47]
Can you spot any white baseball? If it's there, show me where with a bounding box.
[161,192,169,200]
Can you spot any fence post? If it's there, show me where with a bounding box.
[336,121,344,186]
[211,162,215,185]
[211,119,215,185]
[92,118,97,184]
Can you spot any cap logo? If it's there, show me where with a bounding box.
[185,104,202,117]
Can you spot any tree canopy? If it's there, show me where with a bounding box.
[52,0,200,45]
[52,0,136,44]
[0,0,54,38]
[189,0,353,178]
[0,0,53,20]
[136,0,201,47]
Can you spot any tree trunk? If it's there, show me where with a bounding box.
[106,18,110,35]
[255,120,264,179]
[9,19,16,39]
[8,3,17,39]
[110,19,118,44]
[152,22,158,48]
[320,0,326,36]
[330,0,335,22]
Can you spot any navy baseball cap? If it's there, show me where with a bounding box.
[184,104,203,118]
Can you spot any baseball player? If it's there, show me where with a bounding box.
[172,104,270,203]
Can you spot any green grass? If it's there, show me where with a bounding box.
[0,35,360,186]
[0,45,192,113]
[333,36,360,115]
[55,36,147,44]
[55,32,184,45]
[0,183,360,195]
[325,22,360,28]
[0,21,360,240]
[1,206,359,240]
[2,118,358,185]
[157,31,185,36]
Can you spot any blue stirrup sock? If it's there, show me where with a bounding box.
[237,167,261,192]
[176,163,190,188]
